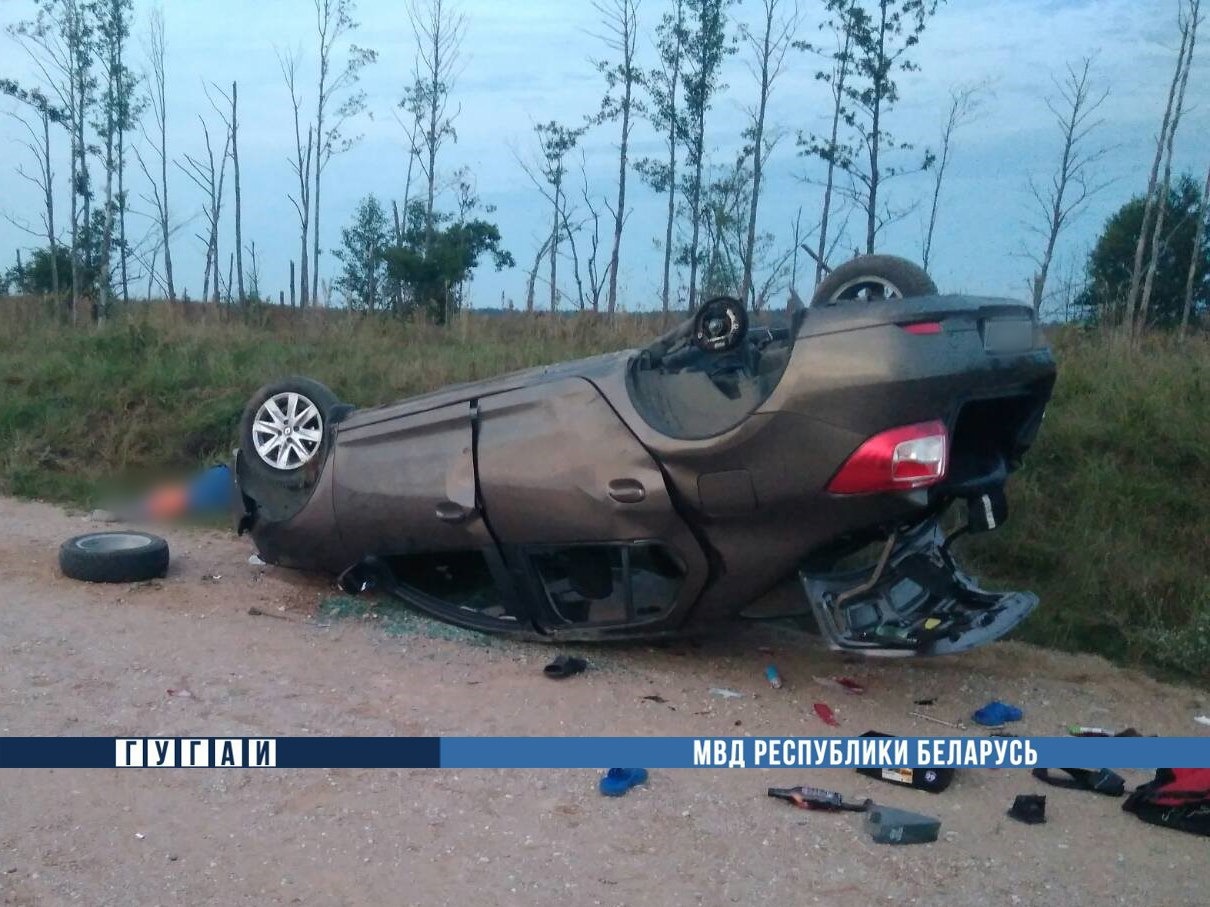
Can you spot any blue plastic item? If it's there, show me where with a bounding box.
[186,464,233,512]
[600,768,649,796]
[972,700,1023,726]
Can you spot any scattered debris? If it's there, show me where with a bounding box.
[765,665,783,689]
[248,554,266,566]
[813,702,840,727]
[201,573,222,583]
[972,700,1023,727]
[833,676,865,695]
[1032,767,1125,796]
[165,688,193,699]
[1067,725,1113,736]
[134,833,145,840]
[710,688,743,699]
[544,655,588,679]
[913,697,937,706]
[856,732,954,793]
[641,694,668,704]
[768,786,871,812]
[1195,715,1210,727]
[1007,794,1047,825]
[599,767,648,797]
[1123,768,1210,836]
[910,711,965,730]
[247,606,288,620]
[865,805,942,843]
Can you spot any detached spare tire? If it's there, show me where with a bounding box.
[60,532,170,583]
[811,254,938,306]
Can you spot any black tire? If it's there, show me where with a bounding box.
[239,376,342,491]
[810,254,938,306]
[59,532,170,583]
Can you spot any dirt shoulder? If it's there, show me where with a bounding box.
[1,496,1207,906]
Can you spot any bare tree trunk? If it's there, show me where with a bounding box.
[659,0,684,313]
[290,260,296,307]
[525,234,551,313]
[549,181,561,312]
[599,0,639,315]
[923,84,981,272]
[405,0,465,253]
[1124,10,1192,330]
[1137,2,1198,336]
[280,51,312,307]
[228,81,244,306]
[812,17,854,285]
[686,137,704,311]
[99,57,116,323]
[43,109,60,302]
[139,6,174,301]
[1180,161,1210,337]
[740,0,796,305]
[1028,58,1109,314]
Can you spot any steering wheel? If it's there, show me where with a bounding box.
[693,296,748,353]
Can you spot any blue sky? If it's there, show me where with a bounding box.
[1,0,1207,312]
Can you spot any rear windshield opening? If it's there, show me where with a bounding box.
[627,311,799,440]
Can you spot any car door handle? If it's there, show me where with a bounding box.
[608,478,646,504]
[435,501,474,523]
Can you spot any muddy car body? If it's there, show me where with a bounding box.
[235,257,1056,654]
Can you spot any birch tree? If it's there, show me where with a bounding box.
[1124,3,1197,333]
[1026,57,1109,314]
[681,0,734,311]
[921,82,983,271]
[280,50,313,307]
[1136,0,1199,336]
[738,0,798,305]
[589,0,643,314]
[9,0,96,320]
[133,5,173,300]
[309,0,376,304]
[403,0,465,252]
[797,0,860,283]
[1180,162,1210,337]
[0,82,64,302]
[636,0,687,311]
[177,109,230,304]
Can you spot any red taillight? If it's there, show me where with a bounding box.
[900,321,943,335]
[827,420,948,494]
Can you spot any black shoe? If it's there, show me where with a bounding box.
[1008,794,1046,824]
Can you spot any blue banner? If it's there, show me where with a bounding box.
[1,735,1207,769]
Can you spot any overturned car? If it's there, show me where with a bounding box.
[234,255,1056,654]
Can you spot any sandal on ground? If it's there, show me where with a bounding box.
[544,655,588,679]
[1032,767,1125,796]
[600,768,649,796]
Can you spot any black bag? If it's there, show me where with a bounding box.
[1122,768,1210,837]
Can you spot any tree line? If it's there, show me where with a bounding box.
[1,0,1207,334]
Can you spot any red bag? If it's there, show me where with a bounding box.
[1122,768,1210,837]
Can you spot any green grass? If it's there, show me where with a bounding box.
[1,298,1206,678]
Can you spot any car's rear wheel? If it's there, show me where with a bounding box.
[239,377,342,492]
[811,254,938,306]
